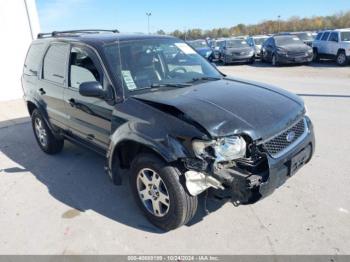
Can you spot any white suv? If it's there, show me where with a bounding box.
[312,29,350,66]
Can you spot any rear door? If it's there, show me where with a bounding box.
[327,32,339,56]
[37,42,70,129]
[63,44,114,151]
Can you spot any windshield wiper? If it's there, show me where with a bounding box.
[150,82,192,88]
[188,76,222,83]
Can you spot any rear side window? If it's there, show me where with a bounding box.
[43,43,69,84]
[341,32,350,41]
[328,32,339,42]
[24,43,45,75]
[321,32,330,41]
[315,32,323,40]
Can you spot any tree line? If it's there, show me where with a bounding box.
[156,11,350,40]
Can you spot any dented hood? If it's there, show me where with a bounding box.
[133,78,305,140]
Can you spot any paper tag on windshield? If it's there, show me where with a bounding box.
[175,43,196,54]
[293,37,299,41]
[121,70,137,90]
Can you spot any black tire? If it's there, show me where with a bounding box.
[336,51,348,66]
[129,153,198,231]
[31,109,64,154]
[313,48,320,62]
[221,54,227,65]
[272,54,279,66]
[248,57,255,64]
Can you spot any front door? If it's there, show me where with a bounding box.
[63,45,114,151]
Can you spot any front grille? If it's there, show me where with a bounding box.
[263,118,306,157]
[287,51,306,57]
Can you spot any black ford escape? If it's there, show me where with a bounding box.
[22,30,315,231]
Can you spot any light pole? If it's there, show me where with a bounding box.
[278,15,281,33]
[146,12,152,34]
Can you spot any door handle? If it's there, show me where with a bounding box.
[38,88,46,95]
[68,98,76,107]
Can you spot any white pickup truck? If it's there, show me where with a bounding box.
[312,29,350,66]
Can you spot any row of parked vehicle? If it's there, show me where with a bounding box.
[187,28,350,66]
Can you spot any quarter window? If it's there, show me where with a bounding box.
[321,32,330,41]
[24,43,45,76]
[69,47,102,89]
[43,43,69,84]
[315,32,323,40]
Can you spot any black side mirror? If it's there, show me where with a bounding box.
[79,81,104,98]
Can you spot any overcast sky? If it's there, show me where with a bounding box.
[36,0,350,33]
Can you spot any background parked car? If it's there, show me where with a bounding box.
[218,38,255,65]
[312,29,350,66]
[247,35,269,58]
[187,39,215,61]
[261,35,313,66]
[280,31,315,46]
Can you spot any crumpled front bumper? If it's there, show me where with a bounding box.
[258,116,315,199]
[210,116,315,204]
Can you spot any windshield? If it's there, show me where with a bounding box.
[341,32,350,41]
[226,39,249,48]
[295,33,314,41]
[104,38,222,92]
[188,40,209,49]
[254,37,268,45]
[275,36,304,46]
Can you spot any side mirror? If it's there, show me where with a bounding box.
[79,81,104,98]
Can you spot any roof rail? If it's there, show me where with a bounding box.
[37,29,120,39]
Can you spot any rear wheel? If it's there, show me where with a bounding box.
[31,109,64,154]
[336,51,348,66]
[130,153,197,231]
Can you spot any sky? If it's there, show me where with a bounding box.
[36,0,350,33]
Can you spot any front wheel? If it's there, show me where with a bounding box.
[130,153,198,231]
[336,51,348,66]
[272,54,279,66]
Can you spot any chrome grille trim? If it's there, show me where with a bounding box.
[262,118,308,158]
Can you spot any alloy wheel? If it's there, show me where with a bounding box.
[337,53,346,65]
[34,117,48,147]
[136,168,170,217]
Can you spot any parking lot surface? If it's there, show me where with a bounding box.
[0,62,350,254]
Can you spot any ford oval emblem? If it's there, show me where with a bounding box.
[286,131,296,142]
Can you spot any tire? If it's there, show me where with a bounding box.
[31,109,64,154]
[336,51,348,66]
[260,52,265,63]
[272,54,279,66]
[313,48,320,62]
[129,153,198,231]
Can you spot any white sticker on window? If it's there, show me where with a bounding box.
[293,37,299,41]
[175,43,196,54]
[121,70,137,90]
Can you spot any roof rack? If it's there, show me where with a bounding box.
[37,29,120,39]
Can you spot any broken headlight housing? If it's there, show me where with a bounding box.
[192,136,246,161]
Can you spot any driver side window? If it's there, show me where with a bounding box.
[69,47,102,89]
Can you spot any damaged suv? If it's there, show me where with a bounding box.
[22,30,315,231]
